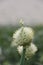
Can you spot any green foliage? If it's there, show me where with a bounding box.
[0,26,43,65]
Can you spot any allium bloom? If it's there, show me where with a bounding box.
[17,43,37,59]
[25,43,37,59]
[11,27,34,46]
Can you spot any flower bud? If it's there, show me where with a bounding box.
[11,27,34,47]
[17,46,23,55]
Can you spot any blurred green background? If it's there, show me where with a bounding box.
[0,25,43,65]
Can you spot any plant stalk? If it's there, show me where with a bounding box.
[20,47,26,65]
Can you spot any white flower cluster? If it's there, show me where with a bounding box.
[11,27,34,46]
[11,26,37,59]
[25,43,37,59]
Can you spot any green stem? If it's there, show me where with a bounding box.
[20,47,26,65]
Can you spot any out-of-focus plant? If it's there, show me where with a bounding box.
[11,19,38,65]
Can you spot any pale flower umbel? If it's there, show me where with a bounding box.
[17,43,37,60]
[25,43,37,59]
[11,27,34,47]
